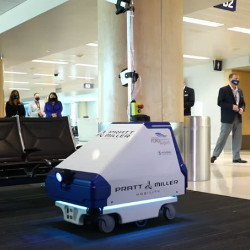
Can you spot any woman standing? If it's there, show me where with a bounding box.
[44,92,63,117]
[5,90,26,117]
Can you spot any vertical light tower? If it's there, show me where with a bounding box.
[105,0,149,122]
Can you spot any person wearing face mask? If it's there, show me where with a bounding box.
[211,73,247,164]
[5,90,26,117]
[44,92,63,118]
[28,93,45,117]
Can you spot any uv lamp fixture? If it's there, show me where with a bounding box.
[55,169,74,185]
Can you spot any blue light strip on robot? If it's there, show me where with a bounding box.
[56,196,177,212]
[103,196,177,211]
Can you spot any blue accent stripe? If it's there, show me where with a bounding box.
[111,121,171,128]
[168,126,188,188]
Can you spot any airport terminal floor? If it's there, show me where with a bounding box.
[1,151,250,249]
[188,150,250,200]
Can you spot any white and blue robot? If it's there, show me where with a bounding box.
[46,122,187,233]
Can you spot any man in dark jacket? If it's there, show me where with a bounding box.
[184,83,195,116]
[211,73,247,163]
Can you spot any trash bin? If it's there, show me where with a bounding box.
[184,116,210,181]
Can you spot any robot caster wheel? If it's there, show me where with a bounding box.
[135,220,148,228]
[98,215,115,233]
[162,204,176,220]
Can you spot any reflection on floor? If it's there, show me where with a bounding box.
[187,150,250,200]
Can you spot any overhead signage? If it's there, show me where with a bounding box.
[214,0,237,12]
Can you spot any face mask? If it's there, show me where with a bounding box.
[231,80,239,85]
[35,97,40,101]
[50,98,56,102]
[12,95,19,100]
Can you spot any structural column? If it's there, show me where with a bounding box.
[161,0,183,122]
[0,59,4,117]
[98,0,128,124]
[134,0,183,122]
[98,0,183,123]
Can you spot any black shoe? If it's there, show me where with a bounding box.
[233,159,247,163]
[211,156,217,163]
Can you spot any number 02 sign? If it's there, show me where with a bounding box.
[214,0,237,12]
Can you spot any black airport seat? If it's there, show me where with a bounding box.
[19,117,76,162]
[0,116,76,186]
[0,117,24,163]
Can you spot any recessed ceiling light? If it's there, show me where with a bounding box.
[75,63,97,68]
[4,71,27,75]
[183,55,210,60]
[227,27,250,34]
[69,76,95,79]
[86,43,98,47]
[183,17,224,27]
[5,81,29,84]
[34,83,59,86]
[33,73,54,76]
[32,59,68,65]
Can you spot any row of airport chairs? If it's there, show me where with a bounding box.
[0,116,76,186]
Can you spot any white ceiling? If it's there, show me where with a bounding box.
[1,0,250,102]
[0,0,27,15]
[183,0,250,67]
[0,0,98,101]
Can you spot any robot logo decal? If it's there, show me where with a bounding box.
[99,130,135,139]
[114,179,179,194]
[155,132,167,138]
[98,130,106,137]
[145,181,152,189]
[151,132,170,145]
[158,150,171,156]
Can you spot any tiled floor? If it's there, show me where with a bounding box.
[188,150,250,200]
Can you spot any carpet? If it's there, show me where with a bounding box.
[0,185,250,249]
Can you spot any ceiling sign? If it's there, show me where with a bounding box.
[214,0,237,12]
